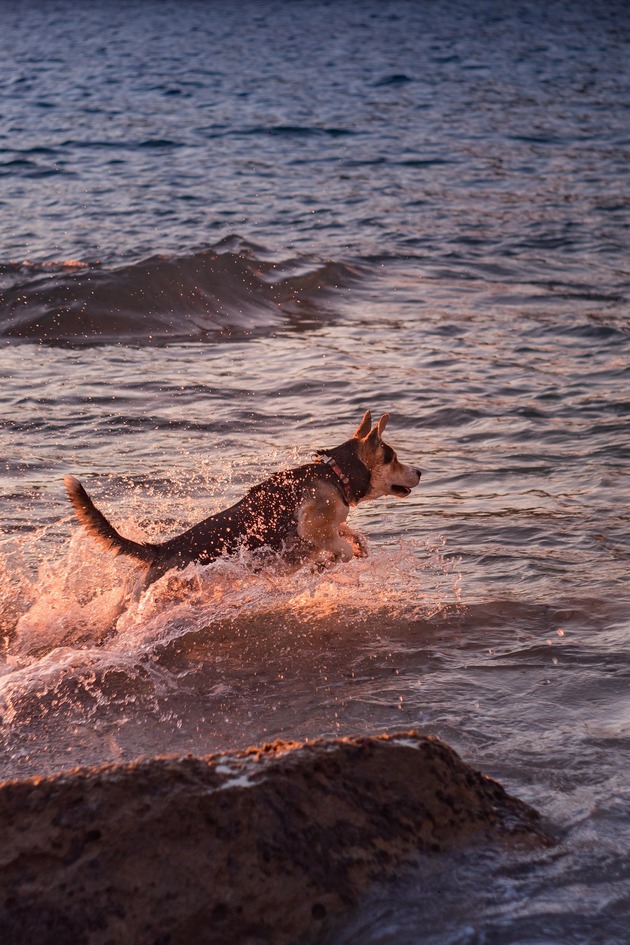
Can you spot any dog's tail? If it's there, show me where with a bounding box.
[64,475,159,565]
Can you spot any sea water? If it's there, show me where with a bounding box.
[1,1,629,941]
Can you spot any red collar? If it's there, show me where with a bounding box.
[318,454,352,505]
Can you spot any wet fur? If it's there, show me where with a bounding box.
[64,411,421,584]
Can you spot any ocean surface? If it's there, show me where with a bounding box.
[1,0,629,941]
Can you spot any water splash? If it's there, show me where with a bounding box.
[115,534,461,645]
[0,524,461,718]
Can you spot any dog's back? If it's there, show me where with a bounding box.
[65,461,347,574]
[157,463,337,565]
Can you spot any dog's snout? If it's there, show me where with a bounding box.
[415,468,422,479]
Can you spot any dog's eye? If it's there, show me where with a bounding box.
[382,445,395,464]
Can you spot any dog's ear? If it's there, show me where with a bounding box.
[353,410,372,439]
[364,413,390,451]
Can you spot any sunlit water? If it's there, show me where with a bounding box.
[1,1,629,942]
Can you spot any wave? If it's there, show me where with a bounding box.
[373,73,415,87]
[0,238,364,346]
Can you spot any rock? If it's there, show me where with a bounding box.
[0,732,549,945]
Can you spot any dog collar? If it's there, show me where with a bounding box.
[318,454,352,505]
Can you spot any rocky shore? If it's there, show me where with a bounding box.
[0,732,549,945]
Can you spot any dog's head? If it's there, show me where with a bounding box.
[316,411,421,505]
[352,411,422,502]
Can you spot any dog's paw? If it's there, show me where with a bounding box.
[310,555,336,574]
[350,534,369,558]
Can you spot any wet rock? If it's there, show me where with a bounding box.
[0,732,549,945]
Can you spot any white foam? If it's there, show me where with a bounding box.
[213,761,257,792]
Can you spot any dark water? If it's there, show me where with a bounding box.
[1,1,630,942]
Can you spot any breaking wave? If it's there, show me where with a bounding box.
[0,237,364,346]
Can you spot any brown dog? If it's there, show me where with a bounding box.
[65,411,421,584]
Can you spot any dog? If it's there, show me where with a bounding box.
[64,411,421,585]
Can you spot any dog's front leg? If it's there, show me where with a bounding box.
[297,487,354,562]
[339,522,368,557]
